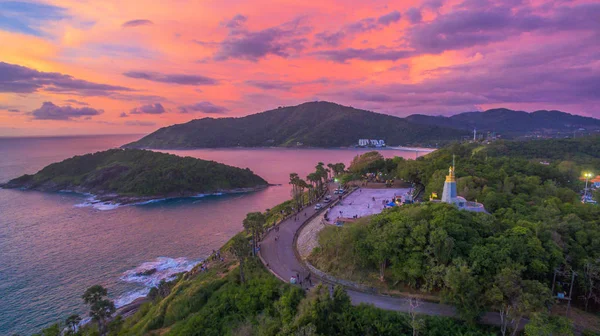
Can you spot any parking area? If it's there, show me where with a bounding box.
[325,187,412,224]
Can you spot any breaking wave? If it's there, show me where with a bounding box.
[74,194,120,211]
[114,257,202,308]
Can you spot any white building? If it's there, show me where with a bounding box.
[358,139,386,147]
[441,161,486,213]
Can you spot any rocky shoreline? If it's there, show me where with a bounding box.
[2,183,272,205]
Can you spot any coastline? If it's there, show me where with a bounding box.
[2,184,271,210]
[131,145,439,151]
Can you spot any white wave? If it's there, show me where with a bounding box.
[133,198,168,205]
[74,195,120,210]
[114,288,151,308]
[115,257,202,307]
[192,192,224,198]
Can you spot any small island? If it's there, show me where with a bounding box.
[1,148,268,204]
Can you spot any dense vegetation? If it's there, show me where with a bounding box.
[406,108,600,138]
[37,246,500,336]
[30,137,600,335]
[3,149,268,198]
[122,101,467,149]
[311,137,600,334]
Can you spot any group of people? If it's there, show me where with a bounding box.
[290,271,313,288]
[211,249,223,262]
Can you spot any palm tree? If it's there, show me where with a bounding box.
[327,163,334,180]
[289,173,301,210]
[230,234,251,283]
[315,163,327,194]
[306,173,320,202]
[65,314,82,334]
[290,173,309,209]
[82,285,115,335]
[243,212,266,256]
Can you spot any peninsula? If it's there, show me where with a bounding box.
[2,148,268,204]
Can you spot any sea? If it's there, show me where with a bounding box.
[0,134,428,335]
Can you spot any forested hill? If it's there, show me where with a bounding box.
[406,108,600,137]
[480,136,600,163]
[2,149,268,200]
[122,101,467,149]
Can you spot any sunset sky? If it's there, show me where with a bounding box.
[0,0,598,136]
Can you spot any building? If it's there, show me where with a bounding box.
[441,165,458,204]
[358,139,386,147]
[441,160,486,212]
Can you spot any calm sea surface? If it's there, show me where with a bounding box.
[0,134,426,335]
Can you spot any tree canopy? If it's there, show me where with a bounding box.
[3,149,268,197]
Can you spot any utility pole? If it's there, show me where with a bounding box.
[567,270,576,316]
[583,172,592,202]
[551,267,577,317]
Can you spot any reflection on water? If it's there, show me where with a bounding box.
[0,135,428,334]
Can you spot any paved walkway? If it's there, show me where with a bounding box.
[259,186,518,330]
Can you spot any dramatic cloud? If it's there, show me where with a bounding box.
[313,31,346,47]
[31,102,103,120]
[0,62,131,95]
[130,103,165,114]
[122,19,153,27]
[323,34,600,115]
[178,102,228,114]
[3,0,600,133]
[313,47,414,63]
[314,11,401,47]
[405,2,600,54]
[125,120,156,126]
[123,71,218,85]
[405,8,422,24]
[377,11,401,25]
[213,18,310,61]
[245,80,294,91]
[222,14,247,29]
[0,1,68,36]
[0,104,20,112]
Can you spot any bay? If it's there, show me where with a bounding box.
[0,134,426,335]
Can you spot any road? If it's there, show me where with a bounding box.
[259,186,512,329]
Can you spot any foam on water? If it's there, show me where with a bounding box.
[74,195,120,211]
[133,198,168,206]
[115,257,202,308]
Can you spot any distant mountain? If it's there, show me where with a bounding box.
[406,108,600,136]
[2,149,268,204]
[123,101,468,149]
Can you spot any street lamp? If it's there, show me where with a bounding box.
[583,172,593,201]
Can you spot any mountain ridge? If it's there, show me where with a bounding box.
[123,102,600,149]
[123,101,467,149]
[406,108,600,135]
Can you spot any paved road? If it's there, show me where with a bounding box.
[259,186,513,329]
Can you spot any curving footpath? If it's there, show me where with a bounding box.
[259,186,511,329]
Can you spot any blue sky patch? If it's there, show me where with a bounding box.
[0,1,68,36]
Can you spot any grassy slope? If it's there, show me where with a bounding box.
[4,149,268,196]
[123,101,467,149]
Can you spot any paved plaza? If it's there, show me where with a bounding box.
[326,188,412,223]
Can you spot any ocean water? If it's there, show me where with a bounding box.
[0,135,425,335]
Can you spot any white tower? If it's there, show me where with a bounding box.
[441,155,457,204]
